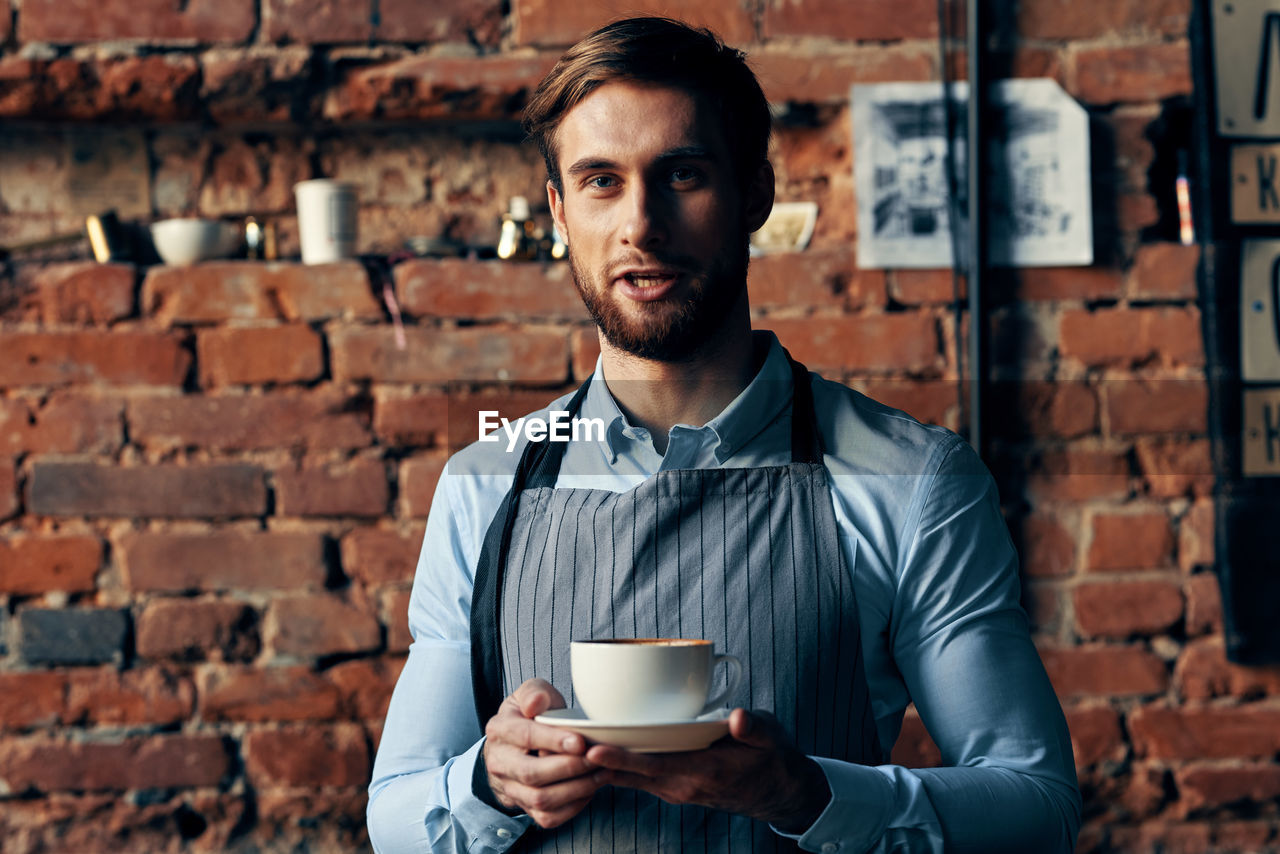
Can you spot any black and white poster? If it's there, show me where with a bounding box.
[852,79,1092,269]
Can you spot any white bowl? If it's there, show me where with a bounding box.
[150,218,240,266]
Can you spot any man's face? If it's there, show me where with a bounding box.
[547,80,770,362]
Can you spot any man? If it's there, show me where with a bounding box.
[369,17,1080,853]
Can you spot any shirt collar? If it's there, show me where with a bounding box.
[579,330,795,463]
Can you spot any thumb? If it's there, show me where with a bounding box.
[729,709,779,748]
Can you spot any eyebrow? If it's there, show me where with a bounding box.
[563,146,716,179]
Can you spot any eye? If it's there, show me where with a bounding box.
[587,175,616,189]
[670,167,701,185]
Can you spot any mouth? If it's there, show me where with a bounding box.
[614,268,682,302]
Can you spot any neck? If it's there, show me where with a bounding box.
[598,296,757,455]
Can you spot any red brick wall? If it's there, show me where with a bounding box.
[3,1,1274,852]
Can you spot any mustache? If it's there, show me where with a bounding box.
[603,255,699,279]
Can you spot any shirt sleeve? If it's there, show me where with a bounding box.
[793,436,1081,854]
[367,469,534,854]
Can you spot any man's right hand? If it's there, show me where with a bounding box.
[482,678,605,828]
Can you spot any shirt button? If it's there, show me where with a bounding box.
[821,844,839,854]
[496,828,513,840]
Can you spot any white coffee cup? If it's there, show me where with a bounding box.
[570,638,742,723]
[294,179,358,264]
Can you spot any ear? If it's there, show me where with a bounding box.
[743,162,775,234]
[547,180,567,242]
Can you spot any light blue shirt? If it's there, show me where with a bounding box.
[369,332,1080,854]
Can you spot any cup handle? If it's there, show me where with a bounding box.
[700,653,742,715]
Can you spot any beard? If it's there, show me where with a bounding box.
[569,233,750,363]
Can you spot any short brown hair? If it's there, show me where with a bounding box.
[522,17,771,194]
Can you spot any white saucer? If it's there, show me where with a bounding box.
[533,708,732,753]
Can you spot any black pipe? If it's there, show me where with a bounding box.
[967,0,987,455]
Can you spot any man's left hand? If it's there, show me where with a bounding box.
[584,709,831,834]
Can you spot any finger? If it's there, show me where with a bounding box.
[529,795,597,830]
[487,713,588,756]
[487,741,597,788]
[729,709,778,747]
[512,678,568,718]
[583,744,670,775]
[498,771,606,819]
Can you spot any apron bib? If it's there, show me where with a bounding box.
[471,358,882,853]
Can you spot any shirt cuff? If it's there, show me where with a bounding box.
[772,757,895,854]
[447,738,534,851]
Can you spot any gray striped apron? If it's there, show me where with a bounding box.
[471,357,882,853]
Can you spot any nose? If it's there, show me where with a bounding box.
[621,183,668,250]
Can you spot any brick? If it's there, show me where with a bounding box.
[196,324,324,387]
[118,531,326,593]
[129,389,372,453]
[886,269,962,307]
[888,706,942,768]
[763,0,942,40]
[0,734,231,793]
[64,667,194,726]
[1120,762,1171,819]
[327,658,402,721]
[515,0,755,46]
[198,137,313,216]
[1073,578,1183,638]
[1065,704,1125,767]
[18,609,127,666]
[244,723,370,788]
[993,266,1124,302]
[340,526,423,586]
[19,0,254,41]
[0,330,190,388]
[0,56,204,122]
[1135,438,1212,499]
[1106,380,1209,435]
[399,454,448,518]
[1022,446,1132,503]
[1022,581,1063,635]
[749,248,882,310]
[255,789,369,840]
[1106,108,1160,195]
[274,458,389,517]
[32,262,135,324]
[198,664,342,722]
[1116,191,1162,235]
[383,588,412,652]
[989,305,1055,369]
[201,47,312,124]
[398,259,586,320]
[1087,510,1174,572]
[1179,499,1215,573]
[135,599,259,661]
[1184,572,1223,638]
[988,379,1099,440]
[377,0,504,44]
[323,53,560,122]
[1175,638,1280,701]
[0,536,101,595]
[0,396,123,455]
[143,261,379,324]
[769,314,941,375]
[0,461,15,520]
[847,379,958,430]
[1075,42,1194,105]
[1059,307,1203,368]
[27,462,266,518]
[1011,512,1076,578]
[753,44,935,104]
[1130,243,1200,301]
[331,325,569,384]
[1212,820,1278,850]
[1038,644,1168,698]
[1109,822,1211,854]
[1016,0,1191,39]
[0,672,65,731]
[1130,703,1280,760]
[372,390,448,447]
[265,593,382,659]
[263,0,372,43]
